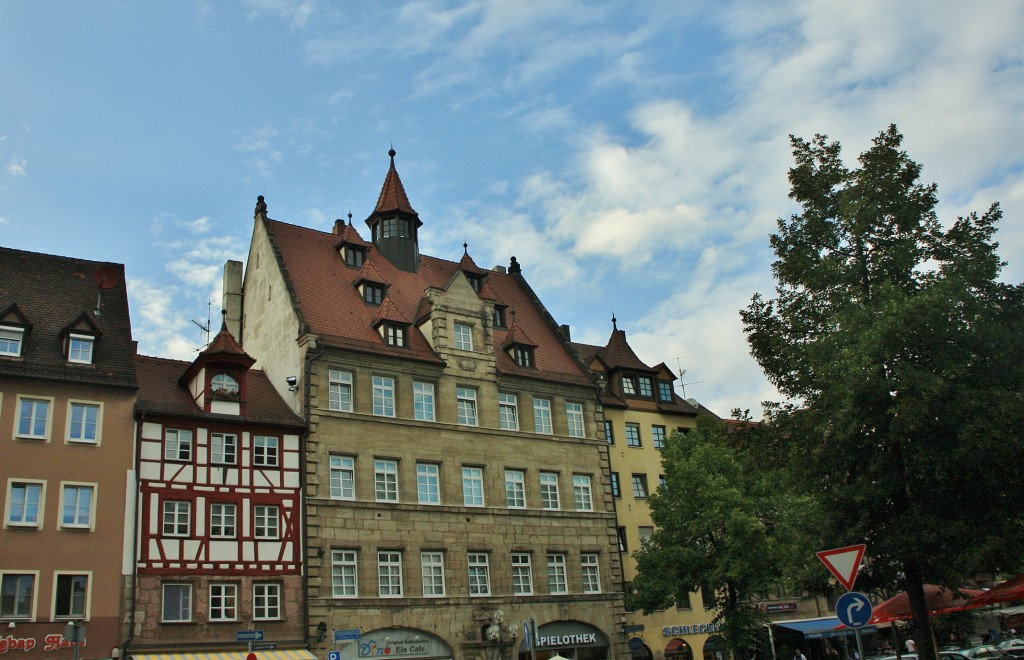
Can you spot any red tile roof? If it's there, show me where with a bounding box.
[372,149,419,219]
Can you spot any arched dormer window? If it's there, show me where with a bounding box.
[211,373,240,399]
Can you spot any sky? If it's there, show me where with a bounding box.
[2,1,1022,419]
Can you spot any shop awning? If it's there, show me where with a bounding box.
[774,617,877,639]
[133,650,316,660]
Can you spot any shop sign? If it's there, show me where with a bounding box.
[538,634,597,647]
[765,603,798,612]
[0,634,87,654]
[661,623,722,637]
[535,622,606,649]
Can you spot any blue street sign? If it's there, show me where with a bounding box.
[328,652,342,660]
[236,630,265,642]
[836,591,873,628]
[334,629,361,641]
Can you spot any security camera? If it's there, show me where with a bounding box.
[286,376,297,386]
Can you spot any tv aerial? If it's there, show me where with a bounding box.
[92,265,121,316]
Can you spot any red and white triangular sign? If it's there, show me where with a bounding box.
[817,544,866,591]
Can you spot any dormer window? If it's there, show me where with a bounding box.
[345,246,366,268]
[382,323,407,347]
[658,381,674,402]
[638,376,654,397]
[454,323,474,351]
[513,345,535,368]
[363,283,385,305]
[378,216,411,240]
[67,334,94,364]
[621,376,636,395]
[211,373,239,398]
[466,274,482,293]
[492,306,506,328]
[0,326,25,357]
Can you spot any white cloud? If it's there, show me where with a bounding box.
[7,157,27,176]
[243,0,316,29]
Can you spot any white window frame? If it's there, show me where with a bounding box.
[533,398,552,435]
[421,551,446,597]
[52,572,90,620]
[6,480,45,528]
[456,387,478,426]
[330,455,355,500]
[566,402,585,438]
[621,376,636,395]
[67,334,94,364]
[164,428,193,461]
[417,463,440,505]
[540,472,560,510]
[413,381,435,422]
[573,474,594,512]
[375,459,399,502]
[328,369,353,412]
[626,422,642,447]
[211,373,239,395]
[60,482,95,529]
[211,432,238,465]
[512,553,533,595]
[254,505,280,539]
[505,469,526,508]
[468,553,491,596]
[161,583,192,622]
[209,582,238,622]
[373,375,396,417]
[581,554,601,593]
[253,582,281,620]
[0,326,25,357]
[16,396,52,440]
[454,322,474,351]
[632,474,649,499]
[210,502,237,538]
[547,554,568,594]
[332,550,358,598]
[253,435,279,467]
[462,466,484,507]
[163,500,191,536]
[67,401,102,444]
[378,551,403,597]
[0,572,37,619]
[498,393,519,431]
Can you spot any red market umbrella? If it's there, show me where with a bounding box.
[869,585,986,624]
[970,575,1024,606]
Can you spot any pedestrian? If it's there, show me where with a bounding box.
[795,648,807,660]
[906,639,917,653]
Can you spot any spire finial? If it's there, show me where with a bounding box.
[255,195,268,219]
[220,308,229,331]
[348,211,353,226]
[463,242,469,256]
[389,145,396,162]
[612,313,617,331]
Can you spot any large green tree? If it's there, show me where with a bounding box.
[630,417,816,657]
[742,125,1024,659]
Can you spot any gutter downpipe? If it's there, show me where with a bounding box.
[301,337,325,651]
[120,410,144,659]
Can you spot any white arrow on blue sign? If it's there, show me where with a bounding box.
[835,592,873,628]
[236,630,265,642]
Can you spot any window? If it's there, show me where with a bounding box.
[611,473,621,498]
[514,345,534,367]
[253,583,281,620]
[468,553,490,596]
[604,420,614,445]
[383,324,406,347]
[68,334,94,364]
[492,306,506,328]
[345,247,365,267]
[0,326,24,356]
[573,475,593,511]
[512,553,533,595]
[625,423,641,447]
[332,550,358,598]
[211,433,237,464]
[209,583,238,621]
[163,501,190,536]
[658,381,674,402]
[421,552,446,597]
[505,470,526,508]
[211,373,239,396]
[363,283,385,305]
[330,455,355,500]
[0,574,34,618]
[61,484,94,528]
[639,526,654,547]
[253,436,279,467]
[417,463,440,504]
[413,382,435,421]
[162,583,192,622]
[378,551,403,597]
[454,323,474,351]
[456,387,478,426]
[638,376,654,397]
[466,274,482,293]
[7,482,43,526]
[329,370,353,412]
[373,376,395,417]
[547,554,567,594]
[539,472,559,510]
[498,393,519,430]
[165,428,192,461]
[68,402,100,443]
[701,583,716,609]
[254,505,279,538]
[652,425,667,449]
[617,527,628,552]
[462,467,484,506]
[582,554,601,593]
[54,574,88,619]
[676,591,692,609]
[621,376,636,395]
[375,460,399,502]
[566,402,585,438]
[632,474,649,499]
[17,397,50,439]
[210,503,237,538]
[533,398,552,434]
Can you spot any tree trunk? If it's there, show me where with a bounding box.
[904,559,937,660]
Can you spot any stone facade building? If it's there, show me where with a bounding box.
[224,151,628,660]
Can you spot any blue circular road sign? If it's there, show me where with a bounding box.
[836,591,873,628]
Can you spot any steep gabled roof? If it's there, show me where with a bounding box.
[370,148,420,221]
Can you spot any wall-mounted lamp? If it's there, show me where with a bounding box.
[7,621,14,629]
[317,622,327,643]
[286,376,298,392]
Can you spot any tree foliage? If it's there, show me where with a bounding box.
[742,125,1024,659]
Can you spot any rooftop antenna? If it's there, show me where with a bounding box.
[192,275,214,351]
[92,265,121,316]
[674,342,703,401]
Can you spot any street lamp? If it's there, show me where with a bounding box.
[483,611,519,660]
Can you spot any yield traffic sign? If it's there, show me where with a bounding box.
[816,544,867,591]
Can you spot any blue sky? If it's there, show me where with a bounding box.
[2,1,1022,418]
